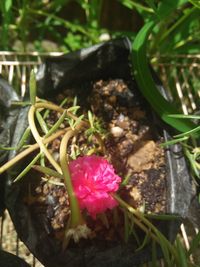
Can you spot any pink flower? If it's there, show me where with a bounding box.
[69,155,121,218]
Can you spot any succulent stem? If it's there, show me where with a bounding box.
[60,129,84,227]
[0,128,69,174]
[28,105,62,173]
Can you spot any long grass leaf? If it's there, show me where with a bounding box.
[175,237,188,267]
[151,240,158,267]
[145,213,179,220]
[132,21,198,136]
[160,136,188,147]
[156,230,171,267]
[135,231,150,252]
[174,125,200,138]
[169,114,200,120]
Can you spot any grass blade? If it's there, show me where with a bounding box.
[151,240,158,267]
[145,213,179,220]
[135,231,150,252]
[175,237,188,267]
[169,114,200,120]
[156,230,171,267]
[160,136,188,147]
[132,20,198,136]
[29,69,37,105]
[174,126,200,138]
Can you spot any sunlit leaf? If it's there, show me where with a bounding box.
[189,0,200,8]
[5,0,12,12]
[175,237,188,267]
[132,21,198,135]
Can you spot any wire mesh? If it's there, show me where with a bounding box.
[0,52,63,97]
[0,52,200,267]
[153,54,200,115]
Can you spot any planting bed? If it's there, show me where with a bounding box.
[21,78,167,246]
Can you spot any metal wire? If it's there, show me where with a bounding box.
[0,52,200,267]
[153,54,200,115]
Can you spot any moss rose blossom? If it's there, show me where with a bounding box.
[69,155,121,218]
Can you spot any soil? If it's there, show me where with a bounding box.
[21,78,167,249]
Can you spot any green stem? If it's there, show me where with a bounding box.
[113,194,179,262]
[35,102,104,151]
[0,99,87,174]
[0,127,69,174]
[28,105,62,173]
[34,102,87,126]
[34,101,64,113]
[60,129,84,227]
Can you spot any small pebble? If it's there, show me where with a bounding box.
[110,126,124,138]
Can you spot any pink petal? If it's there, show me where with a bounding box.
[69,155,121,218]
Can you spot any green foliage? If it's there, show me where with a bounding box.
[0,0,199,54]
[0,0,13,49]
[132,20,198,134]
[0,0,106,51]
[0,1,200,266]
[189,0,200,8]
[131,5,200,265]
[132,1,200,182]
[116,1,200,58]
